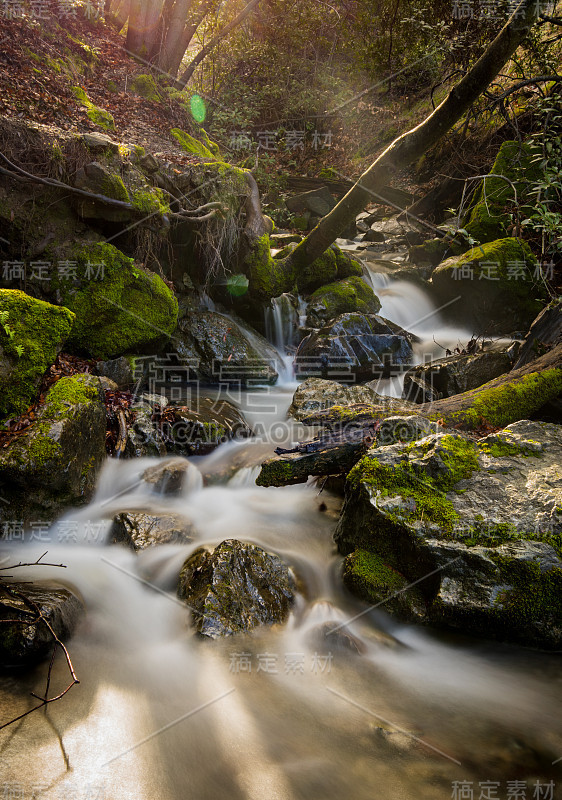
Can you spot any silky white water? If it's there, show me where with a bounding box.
[1,284,561,799]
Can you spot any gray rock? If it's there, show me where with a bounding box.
[402,349,513,403]
[111,512,194,550]
[94,356,134,388]
[177,539,295,637]
[285,186,336,216]
[0,582,84,667]
[288,377,418,421]
[335,419,562,648]
[142,457,198,494]
[295,313,414,382]
[159,398,252,457]
[81,132,120,153]
[73,162,132,222]
[173,311,279,386]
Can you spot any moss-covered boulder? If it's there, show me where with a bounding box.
[130,74,161,102]
[177,539,295,638]
[171,128,217,159]
[72,86,115,130]
[431,238,544,334]
[296,247,338,293]
[335,419,562,649]
[0,290,75,417]
[463,140,542,243]
[0,374,106,525]
[54,242,178,359]
[73,161,132,222]
[306,276,381,327]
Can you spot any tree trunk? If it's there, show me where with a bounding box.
[285,0,540,272]
[177,0,261,87]
[126,0,165,59]
[423,342,562,429]
[160,0,217,76]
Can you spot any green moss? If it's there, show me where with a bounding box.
[130,74,160,102]
[100,171,129,203]
[72,86,115,130]
[464,140,543,243]
[334,247,363,279]
[348,434,480,533]
[0,291,75,417]
[255,459,295,487]
[197,128,220,157]
[345,549,406,592]
[42,373,98,418]
[491,555,562,630]
[131,186,169,215]
[245,234,295,300]
[449,369,562,429]
[308,276,381,320]
[52,242,178,359]
[171,128,216,159]
[297,248,338,292]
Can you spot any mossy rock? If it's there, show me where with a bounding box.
[171,128,217,159]
[0,290,75,417]
[335,419,562,648]
[130,74,161,102]
[296,247,338,293]
[73,161,131,222]
[334,247,363,279]
[306,276,381,327]
[0,374,106,524]
[343,549,426,620]
[431,237,545,334]
[72,86,115,130]
[464,140,543,243]
[52,242,178,359]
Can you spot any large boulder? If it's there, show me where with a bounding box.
[463,140,542,243]
[73,161,132,223]
[0,374,106,525]
[335,419,562,649]
[173,310,279,385]
[402,348,513,403]
[431,238,545,334]
[0,290,75,417]
[53,242,178,359]
[305,276,381,328]
[159,399,252,456]
[295,313,414,382]
[0,582,84,667]
[177,539,295,638]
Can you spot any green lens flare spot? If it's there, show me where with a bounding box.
[190,94,206,123]
[226,274,249,297]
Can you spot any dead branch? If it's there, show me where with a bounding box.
[0,557,79,732]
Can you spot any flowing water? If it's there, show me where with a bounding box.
[1,278,561,800]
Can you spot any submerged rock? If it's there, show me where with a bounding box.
[0,290,75,417]
[111,512,194,550]
[0,582,84,667]
[0,373,106,526]
[335,419,562,648]
[177,539,295,638]
[142,457,200,494]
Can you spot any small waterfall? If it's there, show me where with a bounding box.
[264,294,298,385]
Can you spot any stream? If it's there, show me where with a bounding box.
[1,275,561,800]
